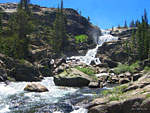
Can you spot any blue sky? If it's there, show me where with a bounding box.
[0,0,150,29]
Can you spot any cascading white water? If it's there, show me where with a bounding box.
[68,30,118,65]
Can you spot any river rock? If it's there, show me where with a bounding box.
[54,68,92,87]
[119,78,130,84]
[24,83,49,92]
[133,73,142,81]
[88,81,101,88]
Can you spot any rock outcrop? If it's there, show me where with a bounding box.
[54,68,93,87]
[24,82,49,92]
[87,72,150,113]
[0,53,41,81]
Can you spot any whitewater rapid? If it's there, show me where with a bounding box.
[68,30,118,65]
[0,77,106,113]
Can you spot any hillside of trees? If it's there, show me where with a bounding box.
[127,10,150,61]
[0,0,69,59]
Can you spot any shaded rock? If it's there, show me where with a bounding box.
[96,63,108,68]
[39,66,52,77]
[24,83,49,92]
[118,73,125,78]
[108,76,119,84]
[119,78,130,84]
[133,73,142,81]
[107,101,121,113]
[104,59,118,68]
[140,98,150,113]
[54,68,92,87]
[88,105,108,113]
[123,85,138,92]
[0,54,41,81]
[121,96,144,113]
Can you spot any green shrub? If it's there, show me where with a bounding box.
[109,95,120,101]
[76,66,95,76]
[75,35,88,43]
[114,61,139,74]
[19,59,26,65]
[146,93,150,98]
[144,66,150,72]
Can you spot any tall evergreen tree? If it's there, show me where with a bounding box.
[51,0,68,54]
[130,20,135,28]
[124,20,128,28]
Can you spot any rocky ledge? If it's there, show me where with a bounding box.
[87,72,150,113]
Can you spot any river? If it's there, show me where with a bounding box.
[0,30,118,113]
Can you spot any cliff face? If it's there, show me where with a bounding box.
[0,3,101,39]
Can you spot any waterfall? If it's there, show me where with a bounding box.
[68,30,118,65]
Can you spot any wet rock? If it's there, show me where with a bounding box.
[24,83,49,92]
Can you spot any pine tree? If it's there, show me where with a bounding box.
[136,23,143,60]
[51,6,62,53]
[135,19,140,27]
[143,9,149,59]
[124,20,128,28]
[87,16,90,22]
[130,28,136,54]
[51,0,68,54]
[18,0,31,15]
[0,12,2,35]
[118,24,121,29]
[130,20,135,28]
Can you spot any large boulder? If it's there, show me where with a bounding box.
[54,68,92,87]
[24,82,49,92]
[0,53,41,81]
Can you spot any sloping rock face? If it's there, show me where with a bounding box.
[0,3,101,42]
[54,68,92,87]
[96,27,137,65]
[24,82,48,92]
